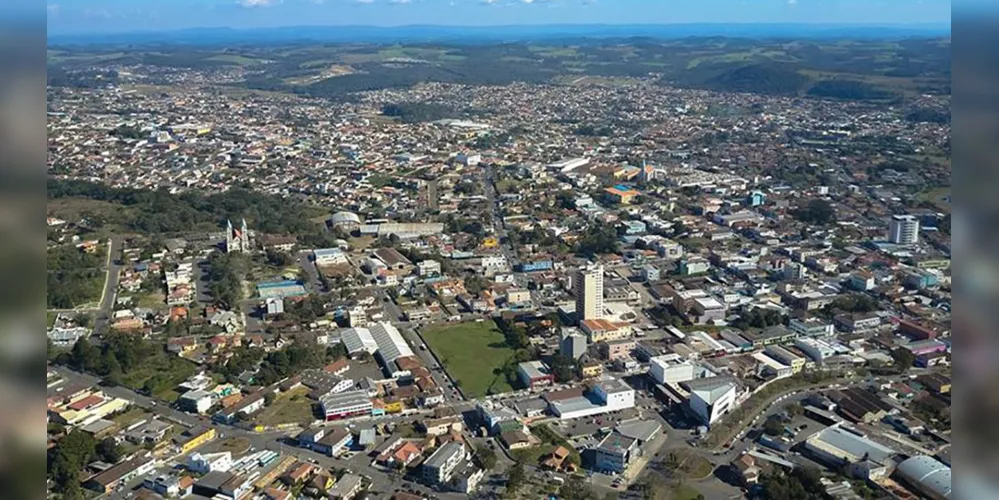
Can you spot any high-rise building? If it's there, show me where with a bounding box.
[888,215,919,245]
[575,263,604,321]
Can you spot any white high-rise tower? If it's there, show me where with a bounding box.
[575,263,604,322]
[888,215,919,245]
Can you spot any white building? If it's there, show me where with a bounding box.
[548,377,635,420]
[794,337,836,363]
[314,248,349,266]
[889,215,920,245]
[789,317,835,337]
[341,327,379,356]
[187,452,233,474]
[575,263,604,321]
[649,354,696,385]
[423,441,467,485]
[686,377,739,426]
[418,260,442,277]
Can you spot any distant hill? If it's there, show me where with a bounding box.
[48,23,951,46]
[692,63,810,96]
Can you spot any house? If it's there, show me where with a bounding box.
[214,392,265,424]
[541,446,575,472]
[298,427,353,456]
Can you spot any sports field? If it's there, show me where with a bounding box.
[421,321,516,398]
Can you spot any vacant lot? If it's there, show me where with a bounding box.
[421,321,516,398]
[255,387,315,426]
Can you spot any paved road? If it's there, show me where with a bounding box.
[93,236,125,334]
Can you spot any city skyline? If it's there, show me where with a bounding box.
[47,0,952,36]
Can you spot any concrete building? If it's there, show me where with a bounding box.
[320,390,373,421]
[560,329,588,360]
[422,441,467,486]
[789,317,835,337]
[804,424,896,478]
[517,361,555,388]
[794,337,837,363]
[686,377,739,426]
[575,263,604,321]
[547,377,635,420]
[594,433,640,473]
[889,215,920,245]
[649,354,695,385]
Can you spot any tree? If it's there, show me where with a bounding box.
[265,249,294,267]
[69,337,99,372]
[559,475,597,500]
[264,392,277,406]
[506,462,526,493]
[763,415,785,437]
[475,445,497,470]
[96,437,123,463]
[550,354,576,383]
[792,199,836,225]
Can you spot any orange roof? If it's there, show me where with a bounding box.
[67,394,104,411]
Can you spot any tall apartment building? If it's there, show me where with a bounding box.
[575,263,604,321]
[888,215,919,245]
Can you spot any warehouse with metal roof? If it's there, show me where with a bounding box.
[895,455,951,500]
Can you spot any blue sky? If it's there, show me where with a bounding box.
[47,0,952,35]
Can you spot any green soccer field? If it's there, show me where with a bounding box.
[421,321,517,398]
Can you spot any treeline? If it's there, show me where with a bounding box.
[47,179,326,237]
[48,244,105,309]
[807,79,896,101]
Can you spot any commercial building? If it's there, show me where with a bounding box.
[764,345,806,373]
[580,318,631,343]
[330,211,362,232]
[594,433,640,473]
[894,455,951,500]
[517,361,555,389]
[547,377,635,420]
[649,354,696,385]
[789,317,835,338]
[341,327,379,356]
[368,322,415,373]
[685,377,739,426]
[422,441,467,486]
[794,337,837,363]
[173,426,217,454]
[575,263,604,321]
[314,248,349,266]
[889,215,920,245]
[602,339,636,361]
[320,390,373,421]
[560,329,588,360]
[804,424,896,479]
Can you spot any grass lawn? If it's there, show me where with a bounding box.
[670,484,704,500]
[421,321,516,398]
[118,354,197,398]
[512,444,556,466]
[47,311,58,328]
[664,448,715,480]
[112,407,152,427]
[255,387,315,426]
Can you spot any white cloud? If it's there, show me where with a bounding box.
[238,0,277,6]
